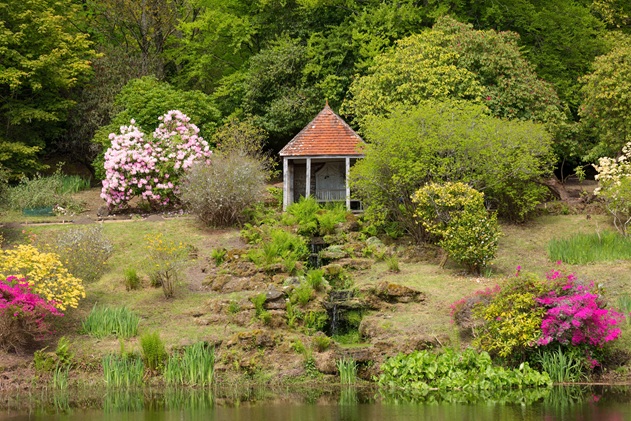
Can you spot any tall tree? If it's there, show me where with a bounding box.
[0,0,96,176]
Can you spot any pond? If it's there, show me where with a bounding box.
[1,385,630,421]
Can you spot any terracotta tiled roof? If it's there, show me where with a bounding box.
[279,104,364,157]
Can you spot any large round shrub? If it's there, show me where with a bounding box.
[413,182,500,274]
[101,110,212,209]
[180,153,267,227]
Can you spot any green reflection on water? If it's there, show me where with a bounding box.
[0,385,630,421]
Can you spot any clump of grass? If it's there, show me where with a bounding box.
[102,354,144,388]
[386,255,400,272]
[164,342,215,387]
[82,305,140,339]
[548,231,631,264]
[617,294,631,325]
[140,331,167,372]
[333,330,362,345]
[336,357,357,385]
[123,267,141,291]
[59,174,91,194]
[535,347,585,383]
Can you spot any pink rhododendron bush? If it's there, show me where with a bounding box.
[101,110,212,209]
[0,276,62,353]
[451,265,623,368]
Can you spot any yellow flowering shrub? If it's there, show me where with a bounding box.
[0,245,85,310]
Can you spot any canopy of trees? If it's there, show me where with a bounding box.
[0,0,625,182]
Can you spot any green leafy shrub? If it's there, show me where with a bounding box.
[303,311,328,333]
[472,274,548,361]
[349,101,553,241]
[378,348,551,392]
[140,331,167,372]
[306,269,325,291]
[282,197,349,236]
[548,230,631,264]
[413,182,500,274]
[211,248,227,266]
[36,226,113,283]
[145,233,189,298]
[180,153,268,227]
[123,267,141,291]
[247,227,309,270]
[312,333,331,352]
[82,305,140,339]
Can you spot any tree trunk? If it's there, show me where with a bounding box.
[540,177,571,202]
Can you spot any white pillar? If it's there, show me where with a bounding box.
[306,157,311,198]
[283,157,289,211]
[345,157,351,210]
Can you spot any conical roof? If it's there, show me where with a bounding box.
[279,104,364,157]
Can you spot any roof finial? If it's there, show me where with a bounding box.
[325,98,329,107]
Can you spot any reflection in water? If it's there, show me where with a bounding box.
[1,385,631,421]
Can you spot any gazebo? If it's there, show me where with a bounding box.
[279,103,365,211]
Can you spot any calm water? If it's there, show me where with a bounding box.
[2,386,631,421]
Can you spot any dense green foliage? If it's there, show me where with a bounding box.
[378,348,551,393]
[82,305,140,339]
[413,182,500,274]
[350,101,554,241]
[343,17,565,128]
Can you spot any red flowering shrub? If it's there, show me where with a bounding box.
[0,276,62,352]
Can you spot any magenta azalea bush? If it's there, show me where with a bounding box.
[101,110,212,209]
[0,276,62,352]
[452,265,623,365]
[537,270,623,348]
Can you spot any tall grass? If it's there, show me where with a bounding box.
[164,342,215,387]
[51,364,69,390]
[617,294,631,325]
[337,357,358,385]
[82,304,140,339]
[59,175,91,194]
[535,347,585,384]
[548,231,631,264]
[102,354,144,388]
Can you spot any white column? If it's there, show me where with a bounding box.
[345,157,351,210]
[306,157,311,198]
[283,157,289,211]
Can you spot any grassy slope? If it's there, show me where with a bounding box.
[3,205,631,380]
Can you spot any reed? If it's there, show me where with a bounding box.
[535,347,585,384]
[51,364,69,390]
[82,304,140,339]
[102,354,144,388]
[336,357,358,385]
[548,230,631,264]
[164,342,215,387]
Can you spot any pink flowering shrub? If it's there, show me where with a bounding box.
[0,276,62,352]
[101,110,212,209]
[536,270,623,348]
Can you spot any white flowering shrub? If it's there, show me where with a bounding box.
[101,110,212,209]
[594,142,631,235]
